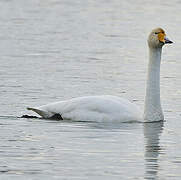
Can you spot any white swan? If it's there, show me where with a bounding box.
[27,28,173,122]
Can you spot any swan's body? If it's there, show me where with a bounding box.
[27,28,172,122]
[28,95,142,122]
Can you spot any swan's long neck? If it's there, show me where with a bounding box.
[144,47,164,122]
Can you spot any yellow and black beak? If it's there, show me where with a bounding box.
[158,32,173,44]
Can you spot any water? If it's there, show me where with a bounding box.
[0,0,181,179]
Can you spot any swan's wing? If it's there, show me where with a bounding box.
[27,95,142,122]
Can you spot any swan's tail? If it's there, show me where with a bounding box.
[27,107,52,118]
[27,107,63,120]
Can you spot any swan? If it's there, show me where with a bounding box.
[27,28,173,122]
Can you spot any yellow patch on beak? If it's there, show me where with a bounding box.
[158,32,165,43]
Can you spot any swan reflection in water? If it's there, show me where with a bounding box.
[144,121,164,179]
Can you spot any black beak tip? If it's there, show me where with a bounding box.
[165,40,173,44]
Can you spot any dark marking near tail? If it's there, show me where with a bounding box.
[20,115,39,119]
[20,113,63,120]
[50,114,63,120]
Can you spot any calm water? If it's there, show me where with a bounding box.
[0,0,181,179]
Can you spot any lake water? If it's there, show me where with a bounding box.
[0,0,181,179]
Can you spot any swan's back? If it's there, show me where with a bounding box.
[28,95,142,122]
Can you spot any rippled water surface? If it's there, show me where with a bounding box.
[0,0,181,179]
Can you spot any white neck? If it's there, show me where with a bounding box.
[143,47,164,122]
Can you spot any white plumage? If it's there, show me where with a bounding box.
[28,95,142,122]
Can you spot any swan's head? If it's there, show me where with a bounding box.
[148,28,173,48]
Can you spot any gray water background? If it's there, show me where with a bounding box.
[0,0,181,179]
